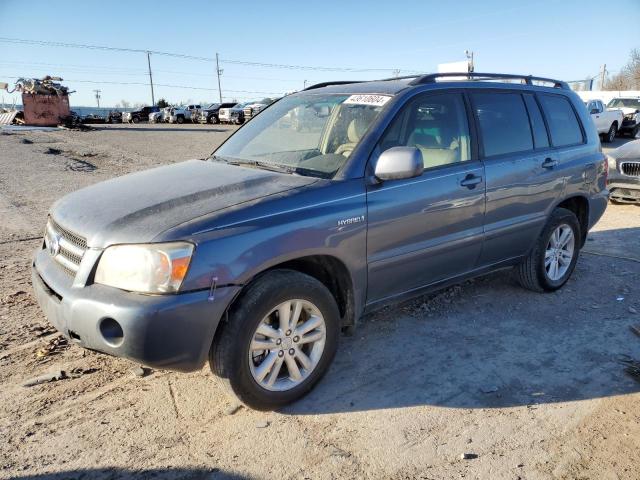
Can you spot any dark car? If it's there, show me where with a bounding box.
[81,114,106,124]
[607,139,640,203]
[198,102,237,124]
[32,72,608,410]
[123,106,160,124]
[107,110,123,123]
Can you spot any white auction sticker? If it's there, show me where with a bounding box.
[343,94,392,107]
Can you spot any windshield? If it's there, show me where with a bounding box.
[213,93,391,178]
[607,98,640,109]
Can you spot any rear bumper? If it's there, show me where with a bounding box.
[588,190,610,229]
[32,248,241,372]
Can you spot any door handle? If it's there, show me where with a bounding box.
[542,158,557,169]
[460,174,482,189]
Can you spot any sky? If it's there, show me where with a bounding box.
[0,0,638,108]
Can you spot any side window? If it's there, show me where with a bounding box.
[523,94,550,149]
[471,92,533,157]
[596,101,603,112]
[379,93,471,169]
[538,94,584,147]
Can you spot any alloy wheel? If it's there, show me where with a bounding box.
[248,299,326,392]
[544,224,575,281]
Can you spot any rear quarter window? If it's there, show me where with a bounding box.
[471,92,533,157]
[537,94,584,147]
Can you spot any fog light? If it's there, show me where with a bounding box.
[99,317,124,347]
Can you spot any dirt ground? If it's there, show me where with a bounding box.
[1,124,639,480]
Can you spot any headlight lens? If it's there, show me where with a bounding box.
[95,242,194,294]
[607,155,617,170]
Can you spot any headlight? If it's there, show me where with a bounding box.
[95,242,194,294]
[607,155,617,171]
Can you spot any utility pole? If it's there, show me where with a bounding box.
[93,89,101,108]
[465,50,474,73]
[303,79,308,89]
[599,64,607,90]
[216,53,223,103]
[146,51,155,106]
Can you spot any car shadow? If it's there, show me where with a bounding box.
[284,225,640,415]
[12,468,250,480]
[93,126,232,133]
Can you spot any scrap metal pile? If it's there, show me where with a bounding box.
[1,76,76,127]
[7,76,72,96]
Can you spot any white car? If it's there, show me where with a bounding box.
[169,104,201,124]
[607,98,640,138]
[584,99,623,143]
[148,111,163,123]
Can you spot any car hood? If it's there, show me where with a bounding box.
[51,160,317,248]
[615,107,640,116]
[609,139,640,160]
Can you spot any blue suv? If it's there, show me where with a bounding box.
[32,73,608,409]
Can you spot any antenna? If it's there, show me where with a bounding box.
[93,89,101,108]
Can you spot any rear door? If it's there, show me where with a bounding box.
[366,91,485,304]
[472,90,581,266]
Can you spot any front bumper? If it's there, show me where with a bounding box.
[32,248,241,372]
[620,119,638,133]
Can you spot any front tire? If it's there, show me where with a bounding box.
[516,207,581,292]
[210,270,340,410]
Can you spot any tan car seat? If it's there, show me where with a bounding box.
[335,117,369,157]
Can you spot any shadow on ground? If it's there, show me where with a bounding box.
[93,126,230,133]
[283,226,640,415]
[12,468,250,480]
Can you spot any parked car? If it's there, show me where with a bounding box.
[169,104,201,124]
[243,102,269,121]
[81,114,106,124]
[198,102,237,124]
[607,139,640,203]
[122,106,160,123]
[607,98,640,138]
[106,110,123,123]
[148,111,164,123]
[218,102,249,124]
[31,72,608,410]
[584,99,623,143]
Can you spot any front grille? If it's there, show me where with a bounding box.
[243,107,253,117]
[621,161,640,177]
[44,218,87,276]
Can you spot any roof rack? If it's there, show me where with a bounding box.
[303,81,363,91]
[408,72,569,89]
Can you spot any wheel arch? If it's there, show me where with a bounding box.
[219,254,356,331]
[554,195,589,247]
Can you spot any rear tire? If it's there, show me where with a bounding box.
[604,123,617,143]
[210,270,340,410]
[132,116,140,124]
[516,207,581,292]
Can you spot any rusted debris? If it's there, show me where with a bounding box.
[36,335,68,359]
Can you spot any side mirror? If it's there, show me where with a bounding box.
[590,108,599,115]
[374,146,424,181]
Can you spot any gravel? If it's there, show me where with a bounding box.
[0,124,639,479]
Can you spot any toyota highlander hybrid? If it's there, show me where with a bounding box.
[32,72,608,410]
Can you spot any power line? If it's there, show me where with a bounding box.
[0,36,420,73]
[1,76,283,95]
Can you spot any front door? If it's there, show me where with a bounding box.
[366,92,485,304]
